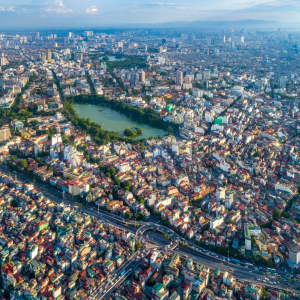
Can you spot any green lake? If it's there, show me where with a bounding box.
[74,103,168,139]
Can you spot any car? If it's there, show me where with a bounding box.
[249,271,252,273]
[263,280,266,283]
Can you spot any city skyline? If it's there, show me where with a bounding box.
[0,0,299,28]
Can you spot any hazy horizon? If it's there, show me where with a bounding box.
[0,0,299,29]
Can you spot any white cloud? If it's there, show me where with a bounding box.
[45,6,72,13]
[55,0,65,6]
[0,7,5,11]
[7,7,14,11]
[86,5,98,14]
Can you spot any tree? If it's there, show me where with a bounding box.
[10,200,18,207]
[99,163,106,171]
[136,128,142,135]
[114,177,121,186]
[226,218,234,225]
[124,128,135,136]
[134,213,139,220]
[10,155,17,162]
[148,277,155,287]
[153,226,156,232]
[135,241,142,250]
[30,120,39,127]
[124,181,131,191]
[266,260,273,267]
[108,167,116,177]
[124,212,131,220]
[260,288,268,300]
[106,172,111,178]
[18,159,27,169]
[281,212,289,219]
[67,175,72,180]
[273,209,281,220]
[253,151,261,158]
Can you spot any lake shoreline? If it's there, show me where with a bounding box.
[73,98,173,132]
[73,102,168,139]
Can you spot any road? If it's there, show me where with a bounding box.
[3,168,300,297]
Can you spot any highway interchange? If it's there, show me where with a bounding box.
[3,168,300,298]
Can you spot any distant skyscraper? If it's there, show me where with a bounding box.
[203,69,211,80]
[176,70,183,86]
[36,32,40,38]
[47,49,52,60]
[0,127,11,142]
[204,48,209,55]
[207,38,211,46]
[279,76,286,89]
[84,31,94,37]
[130,72,136,84]
[185,75,192,84]
[144,45,147,52]
[223,35,226,43]
[204,81,210,89]
[0,53,8,66]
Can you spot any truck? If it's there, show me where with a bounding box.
[120,270,126,276]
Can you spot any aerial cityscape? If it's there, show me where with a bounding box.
[0,1,300,300]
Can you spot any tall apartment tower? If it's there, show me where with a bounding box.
[0,127,11,142]
[47,49,52,60]
[140,71,145,83]
[176,70,183,86]
[0,53,8,66]
[203,69,211,80]
[279,76,286,89]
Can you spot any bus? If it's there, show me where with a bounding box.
[245,263,254,268]
[120,270,126,276]
[267,268,276,273]
[231,259,240,264]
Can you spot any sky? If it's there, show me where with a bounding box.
[0,0,299,28]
